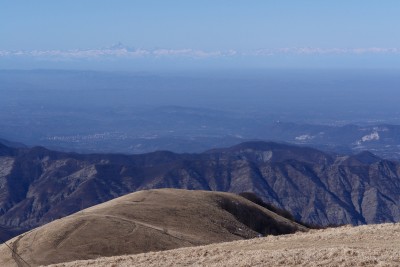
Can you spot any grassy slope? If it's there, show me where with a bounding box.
[51,223,400,267]
[0,189,305,266]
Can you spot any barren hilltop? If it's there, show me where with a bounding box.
[0,189,304,266]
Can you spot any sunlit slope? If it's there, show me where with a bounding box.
[0,189,305,266]
[51,223,400,267]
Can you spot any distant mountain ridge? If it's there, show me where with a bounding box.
[0,139,26,149]
[0,141,399,240]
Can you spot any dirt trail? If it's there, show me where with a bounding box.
[82,213,195,245]
[10,235,28,267]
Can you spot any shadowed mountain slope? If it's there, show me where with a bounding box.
[0,141,400,239]
[0,189,306,267]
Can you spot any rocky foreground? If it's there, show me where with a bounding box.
[50,223,400,267]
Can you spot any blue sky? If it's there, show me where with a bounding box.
[1,1,400,70]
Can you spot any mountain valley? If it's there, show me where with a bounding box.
[0,140,399,242]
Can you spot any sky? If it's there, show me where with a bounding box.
[1,1,400,70]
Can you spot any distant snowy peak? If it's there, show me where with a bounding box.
[107,42,128,50]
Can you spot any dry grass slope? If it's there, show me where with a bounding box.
[0,189,305,267]
[50,223,400,267]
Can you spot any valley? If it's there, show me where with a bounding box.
[2,70,400,159]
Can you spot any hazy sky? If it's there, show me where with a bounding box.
[1,1,400,70]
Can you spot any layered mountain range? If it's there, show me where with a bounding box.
[0,140,399,240]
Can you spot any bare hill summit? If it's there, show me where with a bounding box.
[0,189,305,267]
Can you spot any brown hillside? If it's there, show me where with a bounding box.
[0,189,306,267]
[51,223,400,267]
